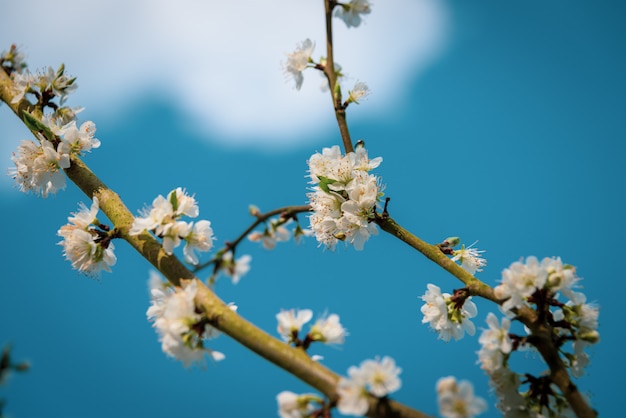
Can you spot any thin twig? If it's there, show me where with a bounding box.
[193,204,311,273]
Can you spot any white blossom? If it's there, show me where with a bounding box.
[10,70,35,103]
[347,81,370,103]
[283,39,315,90]
[57,198,116,277]
[436,376,488,418]
[169,187,199,218]
[308,313,346,344]
[495,256,588,315]
[337,356,402,416]
[334,0,372,28]
[130,188,214,260]
[276,309,313,342]
[542,257,584,304]
[420,284,477,342]
[276,391,320,418]
[220,251,251,284]
[183,220,215,265]
[479,312,512,355]
[59,120,101,154]
[494,256,547,314]
[10,138,70,197]
[130,194,173,235]
[307,144,383,251]
[42,65,77,104]
[451,242,487,275]
[359,356,402,397]
[147,277,224,367]
[337,376,369,416]
[161,220,192,254]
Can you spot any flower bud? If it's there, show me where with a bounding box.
[579,330,600,344]
[248,205,260,216]
[442,237,460,247]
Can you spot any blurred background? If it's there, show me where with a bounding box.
[1,1,624,417]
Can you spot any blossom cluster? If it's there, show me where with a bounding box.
[306,144,383,250]
[9,63,77,106]
[9,117,99,197]
[147,273,228,367]
[130,188,215,265]
[337,356,402,416]
[436,376,487,418]
[494,256,599,377]
[57,197,117,277]
[5,49,99,198]
[248,213,311,250]
[282,0,371,95]
[475,313,529,417]
[476,256,599,416]
[276,308,346,347]
[420,284,478,342]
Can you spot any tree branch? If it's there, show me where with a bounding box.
[375,213,597,418]
[324,0,353,154]
[1,67,431,418]
[193,204,311,273]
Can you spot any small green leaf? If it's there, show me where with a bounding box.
[21,111,54,141]
[318,176,337,194]
[169,189,179,211]
[55,63,65,78]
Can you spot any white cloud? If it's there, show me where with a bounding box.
[1,0,448,147]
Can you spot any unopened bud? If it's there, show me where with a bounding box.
[248,205,260,216]
[442,237,460,247]
[334,232,346,241]
[579,330,600,344]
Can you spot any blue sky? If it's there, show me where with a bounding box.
[1,1,625,417]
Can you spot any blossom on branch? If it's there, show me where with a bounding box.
[10,138,70,197]
[276,309,313,342]
[479,313,512,357]
[58,120,101,154]
[436,376,487,418]
[147,275,225,367]
[276,391,323,418]
[337,356,402,416]
[182,220,215,265]
[451,242,487,275]
[248,218,291,249]
[334,0,372,28]
[307,144,383,250]
[9,71,35,103]
[283,38,315,90]
[130,188,214,265]
[219,251,251,284]
[57,197,117,277]
[420,284,477,342]
[308,313,346,345]
[494,256,586,315]
[347,81,370,104]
